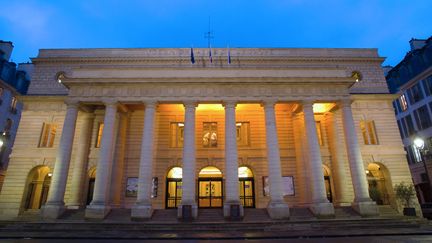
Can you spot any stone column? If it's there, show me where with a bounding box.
[223,101,243,218]
[302,100,334,217]
[85,99,118,219]
[42,99,79,219]
[340,99,378,216]
[263,100,290,219]
[324,111,351,206]
[68,112,95,209]
[178,101,198,219]
[132,101,157,219]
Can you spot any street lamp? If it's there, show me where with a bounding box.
[413,136,432,203]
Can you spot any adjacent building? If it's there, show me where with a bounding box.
[0,47,417,220]
[0,41,31,190]
[386,37,432,204]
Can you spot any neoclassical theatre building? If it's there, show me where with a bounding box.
[0,48,418,220]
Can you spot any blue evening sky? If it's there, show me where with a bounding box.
[0,0,431,66]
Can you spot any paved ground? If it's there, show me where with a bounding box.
[2,235,432,242]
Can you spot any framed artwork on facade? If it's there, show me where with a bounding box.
[282,176,295,196]
[126,177,138,197]
[262,176,269,197]
[151,177,158,198]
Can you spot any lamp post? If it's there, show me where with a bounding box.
[413,137,432,202]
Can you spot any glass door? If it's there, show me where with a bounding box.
[166,178,182,208]
[239,177,255,208]
[198,178,223,208]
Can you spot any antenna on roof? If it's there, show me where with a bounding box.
[204,17,214,48]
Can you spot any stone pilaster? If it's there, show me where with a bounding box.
[42,99,79,219]
[132,101,157,219]
[68,112,95,209]
[85,99,118,219]
[263,100,290,219]
[340,99,378,216]
[178,101,198,219]
[223,101,243,219]
[302,100,334,217]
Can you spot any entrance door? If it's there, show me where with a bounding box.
[324,176,333,202]
[239,177,255,207]
[86,178,95,205]
[166,178,182,208]
[198,178,223,208]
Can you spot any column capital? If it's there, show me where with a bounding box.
[101,98,118,108]
[223,100,237,109]
[183,101,198,109]
[301,99,315,107]
[261,99,278,108]
[64,98,80,108]
[143,100,158,109]
[338,99,352,108]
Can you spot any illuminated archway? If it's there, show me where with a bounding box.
[21,166,51,210]
[323,166,333,203]
[367,163,392,205]
[198,166,223,208]
[238,166,255,208]
[86,167,96,205]
[166,167,182,208]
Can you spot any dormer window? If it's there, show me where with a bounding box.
[351,71,363,82]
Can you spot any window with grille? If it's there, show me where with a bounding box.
[203,122,217,148]
[360,120,379,145]
[236,122,250,146]
[38,123,57,147]
[95,122,104,148]
[170,122,184,148]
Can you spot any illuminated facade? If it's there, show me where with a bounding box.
[0,48,418,220]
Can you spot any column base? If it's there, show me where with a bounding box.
[177,204,198,220]
[266,201,290,219]
[352,201,379,217]
[131,204,153,220]
[41,203,66,219]
[310,202,335,218]
[85,204,111,219]
[223,202,244,220]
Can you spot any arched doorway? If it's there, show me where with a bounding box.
[323,166,333,203]
[86,168,96,205]
[166,167,182,208]
[367,163,390,205]
[22,166,51,210]
[198,166,223,208]
[238,166,255,208]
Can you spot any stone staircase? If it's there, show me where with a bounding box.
[334,206,361,219]
[152,209,178,223]
[197,209,224,222]
[378,205,401,218]
[243,208,271,222]
[17,209,41,221]
[290,207,315,220]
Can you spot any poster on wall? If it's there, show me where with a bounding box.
[262,176,269,196]
[126,177,138,197]
[151,177,158,198]
[282,176,295,196]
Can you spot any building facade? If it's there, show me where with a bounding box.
[0,41,31,190]
[0,47,417,220]
[386,37,432,204]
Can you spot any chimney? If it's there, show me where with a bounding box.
[0,40,14,61]
[409,38,427,51]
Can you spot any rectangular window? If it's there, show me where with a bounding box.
[38,123,57,147]
[397,120,405,139]
[170,122,184,148]
[399,94,408,111]
[423,76,432,96]
[95,122,104,148]
[412,145,422,163]
[413,105,432,130]
[408,83,424,104]
[315,121,324,146]
[405,115,416,136]
[203,122,217,148]
[10,96,17,114]
[236,122,250,146]
[360,120,379,145]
